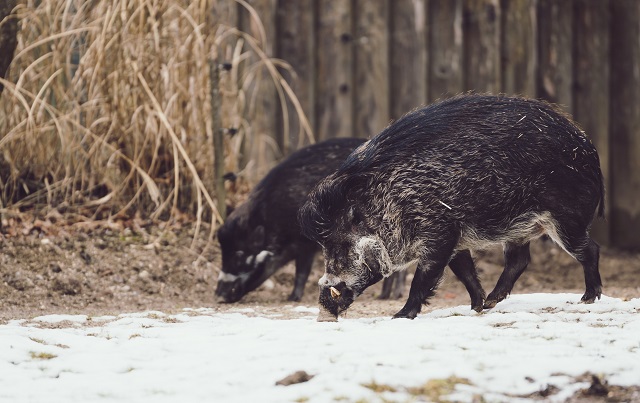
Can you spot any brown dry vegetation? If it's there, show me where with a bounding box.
[0,0,311,230]
[0,0,321,318]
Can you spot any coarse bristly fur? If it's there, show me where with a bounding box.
[299,93,605,321]
[215,137,365,303]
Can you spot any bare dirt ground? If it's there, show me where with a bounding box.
[2,222,640,401]
[2,222,639,321]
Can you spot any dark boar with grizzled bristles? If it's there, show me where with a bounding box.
[215,137,365,303]
[299,94,605,321]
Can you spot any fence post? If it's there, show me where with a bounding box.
[354,0,390,138]
[610,0,640,249]
[428,0,464,101]
[501,0,536,97]
[537,0,573,112]
[239,0,278,179]
[573,0,610,245]
[276,0,316,152]
[210,60,226,222]
[316,0,353,140]
[390,0,428,120]
[463,0,501,93]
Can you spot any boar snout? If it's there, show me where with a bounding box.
[215,276,245,303]
[317,281,355,321]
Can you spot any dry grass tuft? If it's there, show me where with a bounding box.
[0,0,311,234]
[407,376,473,402]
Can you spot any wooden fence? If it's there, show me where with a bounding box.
[218,0,640,249]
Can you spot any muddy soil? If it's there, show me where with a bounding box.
[1,223,639,322]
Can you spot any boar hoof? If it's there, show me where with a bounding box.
[483,299,498,309]
[580,289,602,304]
[471,302,484,313]
[392,308,419,320]
[287,293,302,302]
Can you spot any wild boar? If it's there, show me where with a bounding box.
[299,94,605,321]
[215,137,365,303]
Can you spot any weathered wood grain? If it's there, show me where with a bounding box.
[573,0,610,244]
[428,0,464,101]
[354,0,390,138]
[463,0,501,93]
[501,0,536,97]
[537,0,573,112]
[316,0,353,140]
[610,0,640,248]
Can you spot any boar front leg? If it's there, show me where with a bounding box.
[393,240,456,319]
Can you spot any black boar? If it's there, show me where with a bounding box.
[299,94,605,321]
[215,137,365,303]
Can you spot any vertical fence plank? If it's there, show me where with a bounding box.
[573,0,610,244]
[463,0,501,93]
[210,61,226,222]
[212,0,239,54]
[239,0,278,178]
[316,0,353,140]
[428,0,464,101]
[353,0,390,138]
[610,0,640,248]
[501,0,537,97]
[390,0,428,120]
[0,0,18,98]
[537,0,573,112]
[276,0,316,153]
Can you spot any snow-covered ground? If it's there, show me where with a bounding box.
[1,293,639,402]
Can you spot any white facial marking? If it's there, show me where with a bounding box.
[245,255,255,266]
[218,271,250,284]
[218,272,239,282]
[354,236,396,277]
[255,250,273,264]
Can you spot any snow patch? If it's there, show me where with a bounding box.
[1,293,639,403]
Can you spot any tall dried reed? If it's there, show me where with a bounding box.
[0,0,312,232]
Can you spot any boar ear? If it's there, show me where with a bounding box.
[249,225,265,248]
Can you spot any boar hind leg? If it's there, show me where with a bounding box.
[378,276,394,300]
[288,250,316,302]
[565,236,602,303]
[378,271,407,300]
[448,250,485,312]
[390,270,407,299]
[484,242,531,309]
